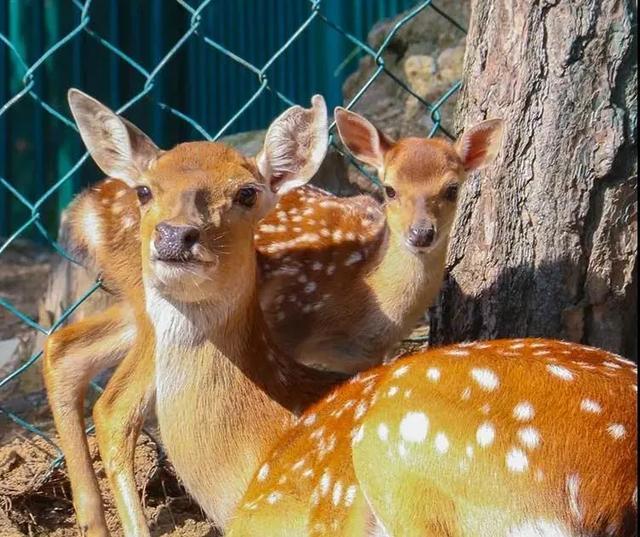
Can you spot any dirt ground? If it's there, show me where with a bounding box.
[0,430,217,537]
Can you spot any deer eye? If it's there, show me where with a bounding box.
[234,186,258,208]
[135,185,152,205]
[384,185,396,199]
[443,183,459,202]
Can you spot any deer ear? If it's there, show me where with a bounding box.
[68,89,160,186]
[334,107,394,171]
[257,95,328,195]
[455,119,504,171]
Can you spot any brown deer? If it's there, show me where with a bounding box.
[43,90,504,535]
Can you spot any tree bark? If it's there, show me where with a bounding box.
[431,0,638,360]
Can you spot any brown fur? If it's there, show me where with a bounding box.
[229,340,638,537]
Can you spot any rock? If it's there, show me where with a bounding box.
[343,1,469,144]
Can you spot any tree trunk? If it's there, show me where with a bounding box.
[431,0,638,360]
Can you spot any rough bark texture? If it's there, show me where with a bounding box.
[431,0,638,360]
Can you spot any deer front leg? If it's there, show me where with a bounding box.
[43,303,135,537]
[93,325,155,537]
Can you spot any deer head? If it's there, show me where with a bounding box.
[335,108,503,253]
[68,89,328,304]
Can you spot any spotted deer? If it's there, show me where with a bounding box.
[228,340,638,536]
[44,95,503,534]
[258,109,504,372]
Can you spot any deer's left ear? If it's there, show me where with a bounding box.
[455,119,504,171]
[257,95,328,195]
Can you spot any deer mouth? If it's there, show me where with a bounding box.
[404,237,440,255]
[151,255,218,283]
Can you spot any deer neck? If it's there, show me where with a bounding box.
[145,255,345,526]
[365,224,448,336]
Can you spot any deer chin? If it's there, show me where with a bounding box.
[149,257,218,295]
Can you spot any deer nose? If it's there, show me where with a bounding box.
[408,223,436,249]
[154,223,200,261]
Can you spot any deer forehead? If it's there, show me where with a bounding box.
[385,137,463,189]
[146,141,259,191]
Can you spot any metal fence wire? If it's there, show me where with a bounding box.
[0,0,465,470]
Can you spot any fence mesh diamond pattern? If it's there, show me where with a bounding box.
[1,0,464,472]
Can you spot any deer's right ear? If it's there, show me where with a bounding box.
[67,89,160,186]
[257,95,328,196]
[334,107,393,171]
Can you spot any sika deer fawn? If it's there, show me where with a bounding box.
[258,109,503,372]
[229,340,638,536]
[44,98,502,534]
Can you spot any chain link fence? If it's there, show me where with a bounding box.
[0,0,465,494]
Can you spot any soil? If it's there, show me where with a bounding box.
[0,432,217,537]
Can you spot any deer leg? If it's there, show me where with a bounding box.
[43,302,135,537]
[93,325,155,537]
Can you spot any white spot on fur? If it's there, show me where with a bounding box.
[566,474,583,522]
[434,432,450,454]
[399,412,429,443]
[393,364,410,378]
[319,470,331,496]
[476,422,495,447]
[426,367,441,382]
[387,386,399,397]
[546,364,574,381]
[513,402,535,421]
[266,491,281,504]
[506,448,528,472]
[257,463,270,481]
[352,425,364,444]
[332,481,343,506]
[344,485,357,507]
[580,399,602,413]
[470,368,500,391]
[607,423,627,439]
[354,401,368,420]
[517,427,541,450]
[303,413,317,426]
[447,348,470,356]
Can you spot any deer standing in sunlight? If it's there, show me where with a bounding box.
[44,92,503,535]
